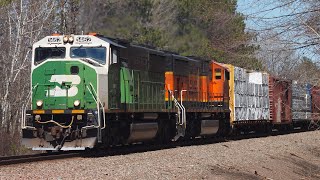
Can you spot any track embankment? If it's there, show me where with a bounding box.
[0,131,319,179]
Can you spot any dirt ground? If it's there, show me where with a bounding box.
[0,131,319,180]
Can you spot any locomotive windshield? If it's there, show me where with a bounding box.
[34,47,66,64]
[70,47,106,64]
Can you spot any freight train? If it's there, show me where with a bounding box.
[21,33,320,151]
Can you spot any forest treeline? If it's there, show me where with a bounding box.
[66,0,261,69]
[0,0,261,156]
[0,0,319,156]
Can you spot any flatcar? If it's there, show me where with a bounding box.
[21,33,230,151]
[291,82,312,128]
[226,64,270,132]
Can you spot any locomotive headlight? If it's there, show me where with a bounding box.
[68,36,74,43]
[36,100,43,107]
[74,100,80,107]
[63,36,69,43]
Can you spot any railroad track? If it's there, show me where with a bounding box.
[0,128,309,166]
[0,152,81,166]
[85,128,310,157]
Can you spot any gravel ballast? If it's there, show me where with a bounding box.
[1,131,319,180]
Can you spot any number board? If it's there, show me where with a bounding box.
[75,36,92,44]
[47,37,62,44]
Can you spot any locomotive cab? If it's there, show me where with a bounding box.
[22,34,124,151]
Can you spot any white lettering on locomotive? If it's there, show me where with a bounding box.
[47,37,62,44]
[75,36,92,44]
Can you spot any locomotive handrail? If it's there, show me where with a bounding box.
[21,83,38,129]
[169,90,185,126]
[180,90,187,106]
[87,83,106,130]
[21,93,31,129]
[85,85,101,130]
[169,90,186,140]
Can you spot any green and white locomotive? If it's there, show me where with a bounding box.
[22,33,230,151]
[22,33,122,150]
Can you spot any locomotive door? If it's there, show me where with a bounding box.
[108,63,121,109]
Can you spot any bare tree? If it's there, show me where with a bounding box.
[255,31,300,78]
[0,0,56,155]
[240,0,320,81]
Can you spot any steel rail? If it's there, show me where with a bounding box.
[0,128,310,166]
[0,152,81,166]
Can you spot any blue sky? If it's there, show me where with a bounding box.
[236,0,319,61]
[236,0,285,31]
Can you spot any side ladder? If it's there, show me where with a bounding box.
[169,90,186,141]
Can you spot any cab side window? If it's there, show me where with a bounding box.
[215,68,222,79]
[110,48,118,64]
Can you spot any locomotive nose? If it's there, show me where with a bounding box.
[32,61,88,110]
[23,59,100,151]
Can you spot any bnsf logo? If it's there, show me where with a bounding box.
[46,75,80,97]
